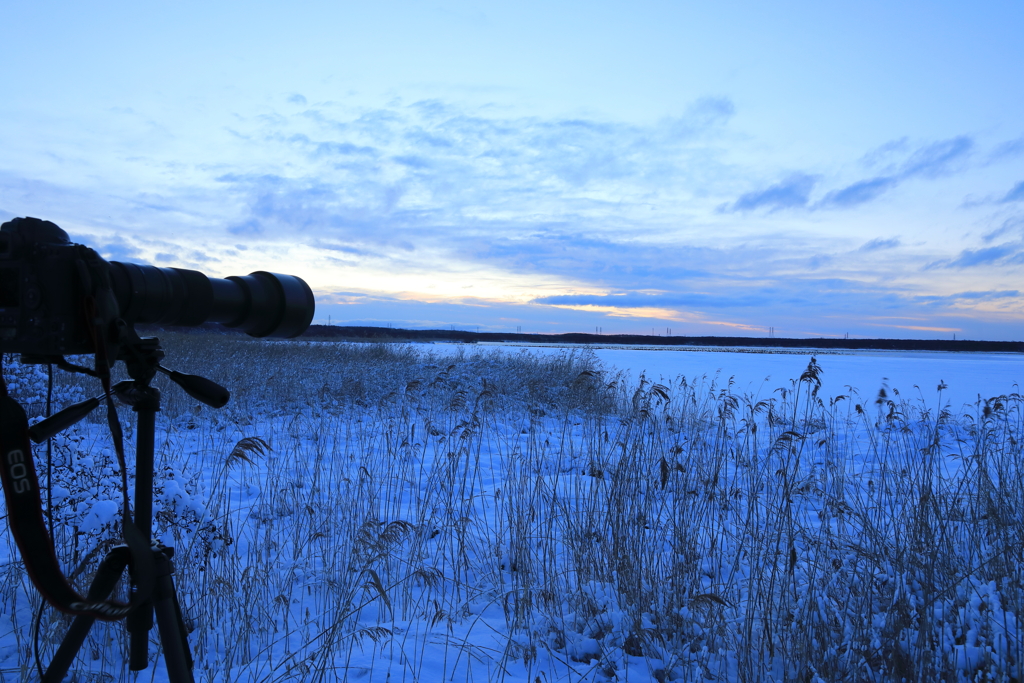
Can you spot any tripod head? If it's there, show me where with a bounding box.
[28,327,229,444]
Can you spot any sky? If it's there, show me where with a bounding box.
[1,1,1023,340]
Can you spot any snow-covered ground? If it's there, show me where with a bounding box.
[1,339,1022,682]
[480,342,1024,411]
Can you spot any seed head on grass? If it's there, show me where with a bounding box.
[228,436,271,468]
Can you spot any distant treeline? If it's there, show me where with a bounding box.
[300,325,1024,353]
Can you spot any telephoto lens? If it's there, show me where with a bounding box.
[108,263,315,338]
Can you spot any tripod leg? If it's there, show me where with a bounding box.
[44,547,131,683]
[129,393,158,671]
[127,598,153,669]
[151,549,195,683]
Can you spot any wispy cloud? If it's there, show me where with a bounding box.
[204,97,742,265]
[912,290,1021,305]
[723,173,817,212]
[989,136,1024,162]
[999,181,1024,203]
[982,215,1024,243]
[898,136,973,179]
[819,136,974,209]
[927,242,1024,269]
[728,136,977,213]
[3,96,1022,340]
[859,237,901,252]
[78,234,145,262]
[533,291,777,310]
[818,176,899,208]
[530,277,929,319]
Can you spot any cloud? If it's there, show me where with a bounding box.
[529,276,914,316]
[724,173,817,212]
[982,215,1024,243]
[953,290,1019,300]
[1005,251,1024,265]
[961,178,1024,209]
[898,136,973,179]
[93,239,137,260]
[314,141,377,157]
[858,237,901,252]
[287,94,308,105]
[71,233,146,262]
[392,154,433,169]
[661,97,735,138]
[999,181,1024,203]
[820,136,973,209]
[6,97,1021,340]
[927,242,1023,269]
[203,96,750,269]
[989,137,1024,162]
[860,137,910,168]
[228,218,263,236]
[819,176,898,208]
[216,173,407,243]
[465,231,749,288]
[913,290,1021,305]
[516,273,1024,338]
[533,291,776,310]
[312,240,371,257]
[732,136,977,213]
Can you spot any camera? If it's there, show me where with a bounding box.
[0,216,315,357]
[0,216,316,672]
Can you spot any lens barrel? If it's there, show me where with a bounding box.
[109,263,315,338]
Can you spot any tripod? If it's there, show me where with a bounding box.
[32,333,228,683]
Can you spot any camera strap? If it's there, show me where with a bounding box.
[84,298,157,611]
[0,383,133,620]
[0,293,156,619]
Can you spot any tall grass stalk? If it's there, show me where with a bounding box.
[0,336,1020,682]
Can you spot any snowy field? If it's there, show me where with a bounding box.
[479,342,1024,414]
[1,336,1022,682]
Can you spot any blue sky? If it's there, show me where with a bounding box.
[2,1,1023,340]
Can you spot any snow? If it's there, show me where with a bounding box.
[481,342,1024,411]
[1,342,1022,682]
[79,499,120,534]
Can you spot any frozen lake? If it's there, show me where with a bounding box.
[478,343,1024,413]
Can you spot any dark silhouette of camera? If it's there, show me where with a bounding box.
[0,217,315,358]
